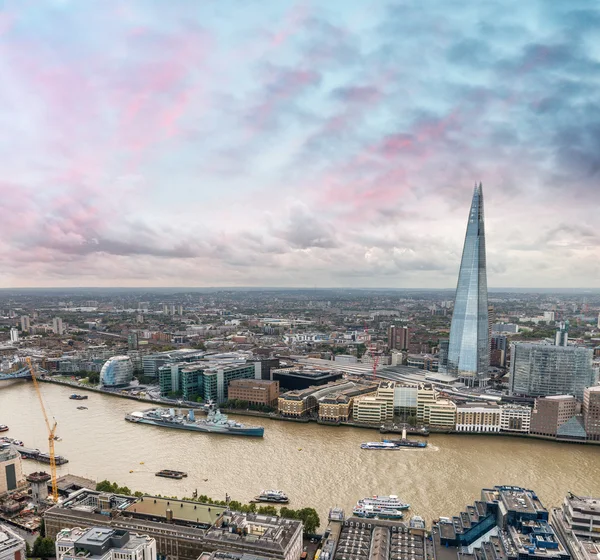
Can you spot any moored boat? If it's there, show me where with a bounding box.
[352,505,404,520]
[0,425,8,432]
[69,394,88,400]
[358,495,410,511]
[125,406,264,437]
[155,469,188,479]
[254,490,289,503]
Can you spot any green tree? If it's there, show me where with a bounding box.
[26,542,31,557]
[32,537,55,558]
[407,415,417,427]
[39,518,46,537]
[257,505,278,516]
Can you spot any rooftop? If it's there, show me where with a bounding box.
[124,496,226,526]
[205,511,302,554]
[0,524,25,554]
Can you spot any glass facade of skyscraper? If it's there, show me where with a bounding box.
[446,184,489,385]
[509,343,597,400]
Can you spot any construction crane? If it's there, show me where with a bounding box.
[25,357,59,503]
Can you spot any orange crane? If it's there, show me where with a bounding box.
[25,357,59,503]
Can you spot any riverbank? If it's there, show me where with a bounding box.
[34,377,600,446]
[3,380,600,527]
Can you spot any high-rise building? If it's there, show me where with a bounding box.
[529,395,577,437]
[509,343,597,399]
[9,328,19,344]
[388,325,410,351]
[127,333,139,350]
[446,183,489,386]
[555,322,569,347]
[20,315,30,333]
[52,317,64,335]
[583,386,600,441]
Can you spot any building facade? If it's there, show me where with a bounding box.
[100,356,134,387]
[583,386,600,441]
[55,527,156,560]
[510,343,597,400]
[388,325,410,351]
[0,524,25,560]
[0,446,25,496]
[456,404,501,432]
[227,379,279,407]
[446,184,490,386]
[529,396,578,437]
[423,400,456,429]
[500,405,532,433]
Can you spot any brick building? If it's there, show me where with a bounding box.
[227,379,279,407]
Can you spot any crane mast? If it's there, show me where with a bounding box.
[25,357,58,503]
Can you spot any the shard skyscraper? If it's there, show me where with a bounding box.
[446,183,489,386]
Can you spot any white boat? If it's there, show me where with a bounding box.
[255,489,289,503]
[360,442,399,450]
[353,505,404,520]
[358,495,410,510]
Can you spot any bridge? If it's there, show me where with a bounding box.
[0,366,32,381]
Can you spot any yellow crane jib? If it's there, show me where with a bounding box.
[25,357,59,503]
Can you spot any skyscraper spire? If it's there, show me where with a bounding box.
[446,183,489,386]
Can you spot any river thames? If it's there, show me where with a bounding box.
[1,381,599,527]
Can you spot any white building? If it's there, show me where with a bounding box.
[500,404,532,433]
[456,403,501,432]
[56,527,156,560]
[0,524,26,560]
[52,317,64,335]
[9,329,18,344]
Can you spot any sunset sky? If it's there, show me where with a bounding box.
[1,1,599,288]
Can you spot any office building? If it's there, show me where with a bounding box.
[434,486,569,560]
[500,405,532,433]
[510,343,597,400]
[227,379,280,407]
[100,356,134,387]
[438,339,449,371]
[529,396,578,437]
[52,317,64,335]
[142,349,207,378]
[393,383,418,416]
[278,380,372,418]
[490,334,508,367]
[388,325,410,351]
[45,489,302,560]
[19,315,30,333]
[353,396,389,424]
[583,386,600,441]
[0,524,26,560]
[159,358,257,403]
[318,383,377,422]
[423,400,456,429]
[55,527,156,560]
[492,323,519,334]
[127,333,139,350]
[555,322,569,347]
[272,366,343,391]
[455,403,501,432]
[447,184,490,386]
[416,384,438,422]
[9,328,18,344]
[551,493,600,560]
[0,446,25,495]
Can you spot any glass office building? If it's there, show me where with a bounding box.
[447,184,489,386]
[509,343,597,400]
[100,356,134,387]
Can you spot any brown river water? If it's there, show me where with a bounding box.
[1,381,599,528]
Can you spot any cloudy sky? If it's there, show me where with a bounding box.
[1,1,599,288]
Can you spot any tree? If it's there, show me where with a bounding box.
[39,518,46,537]
[257,505,278,516]
[407,415,418,427]
[32,536,55,558]
[26,542,31,557]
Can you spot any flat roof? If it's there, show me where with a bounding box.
[124,496,226,526]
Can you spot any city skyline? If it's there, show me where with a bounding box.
[2,1,599,289]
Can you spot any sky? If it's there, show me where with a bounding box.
[1,0,599,289]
